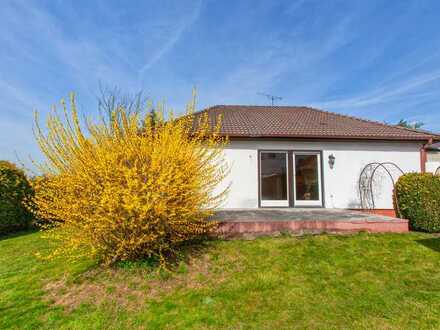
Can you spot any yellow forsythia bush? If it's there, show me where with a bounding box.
[32,93,228,264]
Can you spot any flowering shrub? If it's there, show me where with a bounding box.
[0,161,33,234]
[32,93,228,264]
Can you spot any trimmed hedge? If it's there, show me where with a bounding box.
[395,173,440,232]
[0,161,34,234]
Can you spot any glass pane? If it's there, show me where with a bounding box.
[261,153,287,200]
[295,154,319,201]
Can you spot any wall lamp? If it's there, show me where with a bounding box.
[328,154,336,169]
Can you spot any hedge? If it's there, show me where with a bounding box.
[395,173,440,232]
[0,161,34,234]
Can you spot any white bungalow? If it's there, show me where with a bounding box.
[199,105,440,215]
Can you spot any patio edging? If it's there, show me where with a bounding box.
[217,218,409,234]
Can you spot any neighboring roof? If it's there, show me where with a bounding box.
[196,105,440,141]
[427,142,440,150]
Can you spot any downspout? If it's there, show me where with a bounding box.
[420,137,433,173]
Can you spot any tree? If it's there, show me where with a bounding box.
[97,85,147,116]
[97,85,160,130]
[397,119,424,130]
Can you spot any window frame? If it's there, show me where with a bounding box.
[257,149,325,208]
[258,150,290,208]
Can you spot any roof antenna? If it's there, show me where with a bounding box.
[258,92,283,106]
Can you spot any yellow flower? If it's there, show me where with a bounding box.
[32,92,228,265]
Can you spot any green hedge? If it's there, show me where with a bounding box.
[395,173,440,232]
[0,161,34,234]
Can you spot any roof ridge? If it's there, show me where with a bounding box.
[211,104,310,109]
[191,105,218,116]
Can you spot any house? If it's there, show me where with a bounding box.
[426,142,440,174]
[199,105,440,214]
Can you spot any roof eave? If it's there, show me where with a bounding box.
[223,133,436,142]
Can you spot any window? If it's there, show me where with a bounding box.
[294,154,320,201]
[260,152,288,201]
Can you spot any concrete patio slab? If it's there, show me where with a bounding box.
[212,209,408,234]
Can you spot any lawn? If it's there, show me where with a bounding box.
[1,231,440,329]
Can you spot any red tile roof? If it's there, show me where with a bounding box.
[196,105,439,141]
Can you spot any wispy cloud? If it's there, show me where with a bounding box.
[0,1,139,106]
[138,0,203,76]
[313,70,440,109]
[0,0,205,165]
[2,0,440,165]
[200,7,357,106]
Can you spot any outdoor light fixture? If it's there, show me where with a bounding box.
[328,154,335,169]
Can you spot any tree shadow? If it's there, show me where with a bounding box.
[416,237,440,253]
[112,236,217,273]
[0,229,39,242]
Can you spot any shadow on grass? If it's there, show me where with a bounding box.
[115,237,216,272]
[416,237,440,253]
[0,229,39,242]
[64,238,218,288]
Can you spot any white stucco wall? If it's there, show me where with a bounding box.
[427,162,440,174]
[426,151,440,174]
[217,139,423,209]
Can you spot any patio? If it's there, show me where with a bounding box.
[212,209,409,235]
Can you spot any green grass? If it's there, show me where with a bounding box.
[1,231,440,329]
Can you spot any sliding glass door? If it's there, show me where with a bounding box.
[259,151,289,207]
[293,152,322,207]
[259,150,323,207]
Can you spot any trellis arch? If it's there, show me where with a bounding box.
[358,162,405,218]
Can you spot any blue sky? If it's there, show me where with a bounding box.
[2,0,440,165]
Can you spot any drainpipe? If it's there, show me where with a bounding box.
[420,137,433,173]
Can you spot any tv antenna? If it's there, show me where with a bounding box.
[258,93,283,106]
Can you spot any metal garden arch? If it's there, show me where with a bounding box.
[358,162,405,218]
